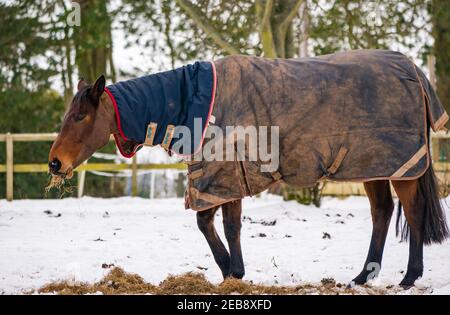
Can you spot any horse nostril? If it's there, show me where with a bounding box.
[48,158,62,173]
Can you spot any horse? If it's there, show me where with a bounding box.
[48,50,449,289]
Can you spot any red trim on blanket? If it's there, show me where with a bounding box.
[112,134,142,159]
[170,60,217,157]
[105,87,140,158]
[200,61,217,150]
[104,87,129,141]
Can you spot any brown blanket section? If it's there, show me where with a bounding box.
[185,50,448,211]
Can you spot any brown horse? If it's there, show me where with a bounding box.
[49,54,449,289]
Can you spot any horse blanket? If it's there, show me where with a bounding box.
[105,61,215,157]
[185,50,448,210]
[105,49,448,211]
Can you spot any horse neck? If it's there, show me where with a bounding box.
[99,91,119,135]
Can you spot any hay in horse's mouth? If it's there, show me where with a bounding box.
[45,173,74,197]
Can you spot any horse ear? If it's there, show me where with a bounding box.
[91,75,106,104]
[77,77,87,91]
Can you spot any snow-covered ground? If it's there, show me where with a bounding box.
[0,195,449,294]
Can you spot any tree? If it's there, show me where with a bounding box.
[0,1,66,198]
[431,0,450,123]
[176,0,303,58]
[73,0,116,84]
[119,0,260,67]
[309,0,429,55]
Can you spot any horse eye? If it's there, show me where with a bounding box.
[74,112,87,122]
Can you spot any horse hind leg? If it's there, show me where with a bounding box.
[352,180,394,285]
[222,200,245,279]
[393,165,449,288]
[197,206,231,278]
[391,178,424,288]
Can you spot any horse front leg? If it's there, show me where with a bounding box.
[196,206,231,278]
[222,199,245,279]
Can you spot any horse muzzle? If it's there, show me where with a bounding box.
[48,158,74,179]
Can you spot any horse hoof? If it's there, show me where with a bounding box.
[230,271,245,279]
[351,273,369,286]
[399,278,416,290]
[225,270,245,280]
[346,281,356,289]
[400,284,414,290]
[399,270,421,289]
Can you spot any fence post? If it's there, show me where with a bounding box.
[432,136,440,162]
[427,55,436,90]
[6,133,13,201]
[150,171,155,199]
[77,160,88,198]
[131,155,137,196]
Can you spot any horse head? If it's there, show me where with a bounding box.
[48,75,116,178]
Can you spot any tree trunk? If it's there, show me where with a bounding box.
[298,0,309,58]
[256,0,278,58]
[272,0,298,58]
[73,0,115,83]
[431,0,450,128]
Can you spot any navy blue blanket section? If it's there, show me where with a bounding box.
[105,61,216,157]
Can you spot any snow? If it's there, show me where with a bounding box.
[0,194,449,294]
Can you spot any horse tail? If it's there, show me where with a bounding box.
[396,165,449,245]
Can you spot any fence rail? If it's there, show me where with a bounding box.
[1,132,450,201]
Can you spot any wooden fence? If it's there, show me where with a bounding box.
[1,132,450,201]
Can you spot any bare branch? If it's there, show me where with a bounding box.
[278,0,304,36]
[261,0,274,29]
[274,0,304,57]
[176,0,240,55]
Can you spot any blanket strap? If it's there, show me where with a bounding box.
[144,122,157,146]
[188,169,203,180]
[327,147,348,175]
[161,124,175,150]
[189,187,229,205]
[186,160,201,166]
